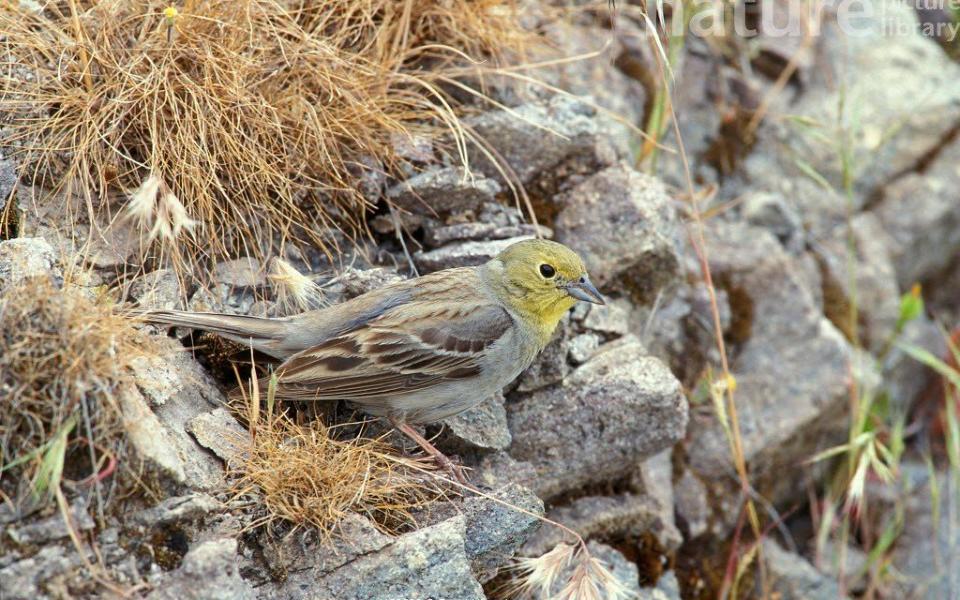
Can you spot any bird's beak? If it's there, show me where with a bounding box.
[565,276,605,305]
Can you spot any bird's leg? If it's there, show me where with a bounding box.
[389,418,469,485]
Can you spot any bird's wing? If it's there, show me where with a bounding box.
[270,293,515,402]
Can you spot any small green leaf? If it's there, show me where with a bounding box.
[898,284,924,324]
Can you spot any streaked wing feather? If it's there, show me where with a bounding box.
[272,297,513,402]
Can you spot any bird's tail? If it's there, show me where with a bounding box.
[127,309,289,351]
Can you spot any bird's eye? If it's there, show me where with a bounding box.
[539,264,556,278]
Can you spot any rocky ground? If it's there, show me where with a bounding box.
[2,0,960,598]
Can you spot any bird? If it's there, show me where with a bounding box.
[131,239,604,482]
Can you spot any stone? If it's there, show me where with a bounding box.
[424,221,551,248]
[308,516,485,600]
[214,257,265,288]
[435,392,512,454]
[465,96,603,185]
[763,539,845,600]
[461,484,543,579]
[741,190,804,252]
[414,236,535,272]
[186,408,248,466]
[552,163,681,297]
[812,213,900,351]
[123,336,228,492]
[86,221,140,269]
[474,452,539,491]
[126,269,182,311]
[0,545,87,600]
[744,0,960,207]
[684,221,853,514]
[333,266,404,299]
[131,494,220,528]
[674,469,710,540]
[582,299,631,337]
[0,155,16,212]
[146,538,254,600]
[386,167,501,217]
[646,570,682,600]
[0,237,60,289]
[873,136,960,288]
[507,339,688,499]
[568,332,600,364]
[522,492,679,558]
[6,501,94,547]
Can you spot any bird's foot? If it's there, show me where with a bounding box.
[390,418,470,486]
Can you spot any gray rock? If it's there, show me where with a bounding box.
[6,501,94,547]
[146,538,254,600]
[763,539,845,600]
[424,221,550,248]
[508,339,688,499]
[553,163,681,296]
[582,299,631,337]
[85,221,140,269]
[131,494,220,528]
[186,407,248,466]
[310,516,485,600]
[0,545,86,600]
[414,236,534,272]
[460,484,543,579]
[685,222,853,512]
[465,96,602,185]
[436,392,511,454]
[874,136,960,288]
[744,0,960,208]
[742,191,804,251]
[333,266,404,300]
[123,337,228,492]
[256,512,393,594]
[883,314,947,409]
[568,332,600,364]
[646,570,682,600]
[674,469,710,540]
[214,257,265,288]
[127,269,182,311]
[812,213,900,351]
[522,492,679,558]
[0,155,16,212]
[474,452,539,491]
[386,167,501,217]
[0,237,60,289]
[816,540,869,594]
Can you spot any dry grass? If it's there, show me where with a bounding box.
[229,379,444,536]
[502,543,633,600]
[0,0,529,275]
[0,277,142,507]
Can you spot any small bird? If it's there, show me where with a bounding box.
[133,239,604,482]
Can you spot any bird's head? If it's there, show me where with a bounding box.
[486,239,604,333]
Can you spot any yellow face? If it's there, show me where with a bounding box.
[495,239,604,328]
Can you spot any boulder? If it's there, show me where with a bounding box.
[0,237,60,289]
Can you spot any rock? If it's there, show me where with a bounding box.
[465,96,603,185]
[386,167,501,217]
[763,539,845,600]
[186,408,248,466]
[0,237,60,289]
[474,452,539,491]
[6,501,94,547]
[146,538,254,600]
[414,236,534,272]
[214,257,265,288]
[460,484,543,579]
[646,570,682,600]
[123,337,228,492]
[424,221,550,248]
[815,540,868,594]
[568,332,600,364]
[873,136,960,288]
[0,155,16,212]
[522,493,679,558]
[674,469,710,540]
[552,163,681,297]
[582,299,631,337]
[517,317,570,392]
[86,221,140,269]
[507,339,688,499]
[0,545,87,600]
[883,314,947,409]
[333,266,403,300]
[127,269,182,311]
[744,0,960,207]
[131,494,220,528]
[684,222,853,516]
[812,213,900,351]
[255,512,393,592]
[741,190,804,252]
[435,392,511,454]
[309,516,485,600]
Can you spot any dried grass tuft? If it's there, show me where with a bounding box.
[0,0,529,275]
[0,277,143,505]
[503,542,633,600]
[268,257,326,314]
[230,384,444,536]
